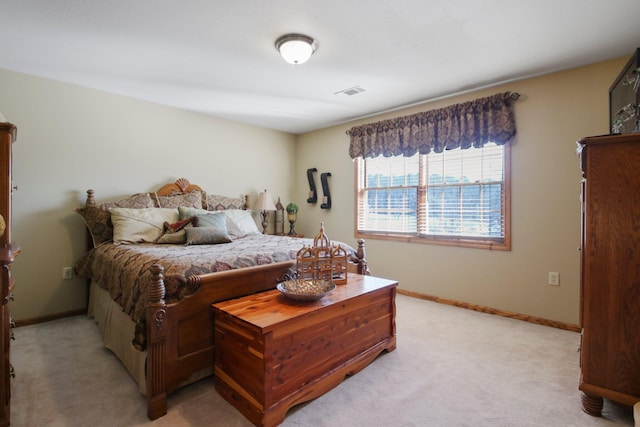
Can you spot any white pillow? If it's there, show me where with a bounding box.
[225,209,261,239]
[110,208,179,244]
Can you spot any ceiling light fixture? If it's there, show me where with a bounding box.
[275,33,317,65]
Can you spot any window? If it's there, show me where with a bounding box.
[355,143,510,250]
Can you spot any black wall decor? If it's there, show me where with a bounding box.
[320,172,332,209]
[306,168,318,203]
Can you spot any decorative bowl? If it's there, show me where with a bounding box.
[277,279,336,301]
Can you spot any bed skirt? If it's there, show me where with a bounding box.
[87,281,212,395]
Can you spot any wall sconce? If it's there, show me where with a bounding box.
[275,33,317,65]
[320,172,332,209]
[255,189,277,234]
[306,168,317,203]
[286,202,298,236]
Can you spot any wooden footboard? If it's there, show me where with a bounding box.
[144,244,369,420]
[145,261,296,419]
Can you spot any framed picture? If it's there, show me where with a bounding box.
[609,48,640,134]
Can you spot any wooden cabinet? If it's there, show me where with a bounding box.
[578,132,640,415]
[0,122,18,427]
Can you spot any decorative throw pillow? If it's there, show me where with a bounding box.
[205,194,246,211]
[75,206,113,246]
[99,193,155,210]
[167,216,198,232]
[153,191,203,209]
[196,211,227,229]
[156,229,187,244]
[77,193,156,247]
[178,206,208,221]
[185,227,232,245]
[225,209,261,239]
[155,216,198,244]
[110,208,179,244]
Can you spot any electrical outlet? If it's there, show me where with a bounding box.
[62,267,73,280]
[548,272,560,286]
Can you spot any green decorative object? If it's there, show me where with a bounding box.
[286,203,298,236]
[286,202,298,213]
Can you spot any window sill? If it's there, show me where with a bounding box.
[355,231,510,251]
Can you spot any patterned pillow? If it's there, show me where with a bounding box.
[99,193,155,210]
[185,227,232,245]
[153,191,203,209]
[75,206,113,246]
[77,193,156,247]
[205,194,246,211]
[166,216,198,232]
[111,208,179,244]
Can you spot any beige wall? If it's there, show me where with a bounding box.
[0,56,627,325]
[294,57,628,326]
[0,68,296,321]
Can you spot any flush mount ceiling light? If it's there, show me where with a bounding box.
[275,33,317,65]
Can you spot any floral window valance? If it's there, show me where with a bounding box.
[347,91,518,159]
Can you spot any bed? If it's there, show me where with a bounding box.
[74,178,368,420]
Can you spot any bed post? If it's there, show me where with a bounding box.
[85,189,95,207]
[146,264,168,420]
[352,239,369,275]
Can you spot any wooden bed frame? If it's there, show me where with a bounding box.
[82,179,369,420]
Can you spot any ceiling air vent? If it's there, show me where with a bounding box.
[334,85,366,96]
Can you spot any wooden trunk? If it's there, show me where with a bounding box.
[213,274,397,427]
[577,133,640,415]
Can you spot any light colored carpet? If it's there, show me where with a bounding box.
[11,294,635,426]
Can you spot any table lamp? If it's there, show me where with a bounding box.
[255,189,277,234]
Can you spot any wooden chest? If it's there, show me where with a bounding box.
[212,273,397,427]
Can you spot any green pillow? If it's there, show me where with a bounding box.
[185,227,232,245]
[196,211,227,228]
[178,205,208,220]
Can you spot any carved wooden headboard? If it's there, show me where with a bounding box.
[155,177,204,197]
[83,178,250,210]
[154,177,250,210]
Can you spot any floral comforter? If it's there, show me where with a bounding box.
[75,234,327,322]
[76,234,350,348]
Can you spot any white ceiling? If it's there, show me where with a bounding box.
[1,1,639,134]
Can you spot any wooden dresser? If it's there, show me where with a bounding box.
[577,132,640,415]
[0,122,18,427]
